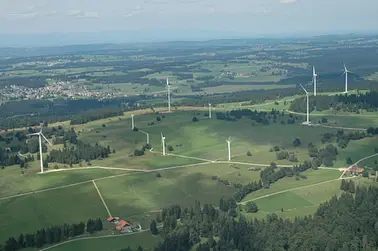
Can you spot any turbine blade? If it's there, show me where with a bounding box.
[228,136,232,142]
[27,133,40,136]
[300,84,308,94]
[41,133,53,146]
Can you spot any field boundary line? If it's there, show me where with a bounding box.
[92,180,112,217]
[239,176,358,205]
[0,180,92,202]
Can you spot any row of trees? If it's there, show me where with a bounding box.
[150,184,378,251]
[0,218,103,251]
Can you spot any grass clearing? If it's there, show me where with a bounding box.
[242,168,341,203]
[0,167,126,198]
[0,183,108,243]
[44,231,162,251]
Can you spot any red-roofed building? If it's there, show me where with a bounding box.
[107,216,115,222]
[116,220,130,231]
[348,165,364,175]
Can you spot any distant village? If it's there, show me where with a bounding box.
[0,80,128,101]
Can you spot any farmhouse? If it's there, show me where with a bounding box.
[116,220,130,231]
[348,165,364,175]
[107,216,119,223]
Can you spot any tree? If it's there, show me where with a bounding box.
[349,180,356,193]
[192,116,199,122]
[102,124,106,128]
[150,220,158,235]
[346,157,353,165]
[293,138,301,147]
[86,219,95,233]
[156,116,161,121]
[247,151,252,156]
[245,201,259,213]
[167,145,174,152]
[133,127,139,131]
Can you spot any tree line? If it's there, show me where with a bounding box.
[0,218,103,251]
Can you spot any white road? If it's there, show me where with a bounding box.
[92,180,112,217]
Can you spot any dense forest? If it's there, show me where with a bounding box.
[215,108,300,125]
[0,77,47,88]
[46,140,112,164]
[147,183,378,251]
[290,91,378,113]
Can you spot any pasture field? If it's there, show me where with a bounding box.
[0,167,127,198]
[95,162,254,227]
[0,183,108,243]
[77,110,344,170]
[44,231,162,251]
[246,178,342,219]
[1,104,378,249]
[246,176,378,220]
[241,168,341,203]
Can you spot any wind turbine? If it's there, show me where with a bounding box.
[313,66,317,96]
[161,132,166,156]
[300,84,310,125]
[342,63,352,93]
[167,78,171,112]
[226,136,232,161]
[27,124,53,174]
[131,114,135,129]
[208,103,212,119]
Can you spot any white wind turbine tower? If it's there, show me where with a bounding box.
[166,78,171,112]
[313,66,317,96]
[208,103,212,119]
[27,124,53,174]
[300,84,310,125]
[131,114,135,129]
[161,132,166,156]
[342,63,352,93]
[226,136,232,161]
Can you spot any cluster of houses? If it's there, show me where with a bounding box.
[107,216,141,233]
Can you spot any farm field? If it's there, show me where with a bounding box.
[0,167,128,198]
[77,110,346,170]
[44,231,163,251]
[0,183,108,243]
[246,177,343,219]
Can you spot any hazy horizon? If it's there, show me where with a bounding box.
[1,0,378,47]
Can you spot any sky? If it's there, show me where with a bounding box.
[0,0,378,46]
